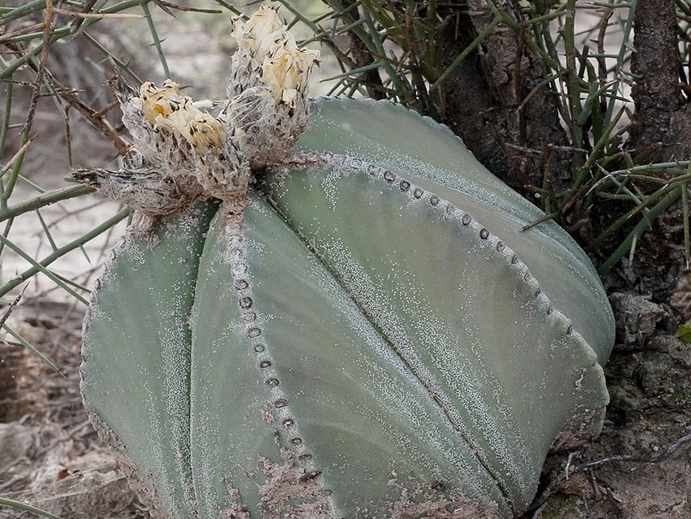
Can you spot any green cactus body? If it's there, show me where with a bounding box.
[81,98,615,518]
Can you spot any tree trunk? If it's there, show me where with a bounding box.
[627,0,691,161]
[437,0,571,193]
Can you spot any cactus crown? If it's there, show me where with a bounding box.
[88,6,319,213]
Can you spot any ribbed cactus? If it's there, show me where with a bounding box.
[78,8,614,519]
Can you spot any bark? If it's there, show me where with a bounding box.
[627,0,691,161]
[437,11,505,178]
[341,0,386,100]
[437,0,570,192]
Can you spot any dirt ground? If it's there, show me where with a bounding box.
[521,295,691,519]
[0,273,689,519]
[0,300,149,518]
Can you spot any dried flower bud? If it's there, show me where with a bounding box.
[76,6,317,218]
[260,46,320,107]
[231,6,284,63]
[71,167,202,217]
[225,6,320,168]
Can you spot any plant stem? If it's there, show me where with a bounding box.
[598,187,681,274]
[0,185,94,223]
[0,497,62,519]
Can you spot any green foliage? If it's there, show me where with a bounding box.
[676,322,691,343]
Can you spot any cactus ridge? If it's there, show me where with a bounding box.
[218,209,334,515]
[224,210,325,484]
[297,98,614,363]
[80,97,613,518]
[259,151,606,513]
[217,178,518,513]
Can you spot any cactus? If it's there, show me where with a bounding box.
[78,8,614,518]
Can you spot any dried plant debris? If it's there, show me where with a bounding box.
[224,6,319,170]
[71,6,319,220]
[253,446,332,519]
[385,479,499,519]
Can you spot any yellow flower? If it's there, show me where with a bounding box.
[260,47,320,107]
[225,4,319,165]
[134,81,225,154]
[139,80,183,125]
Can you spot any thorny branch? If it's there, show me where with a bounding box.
[0,283,28,329]
[345,1,386,99]
[152,0,223,15]
[44,70,131,157]
[0,0,134,163]
[568,431,691,473]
